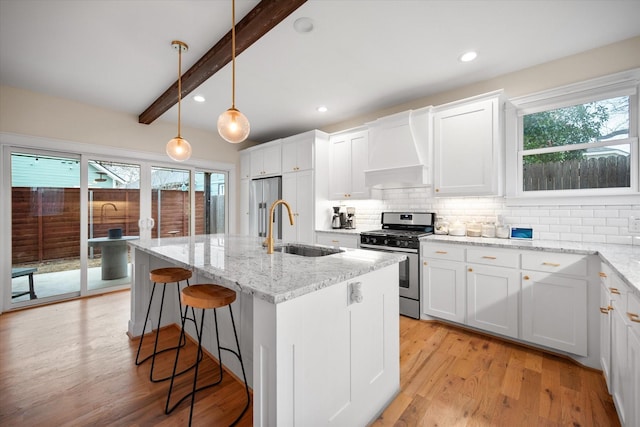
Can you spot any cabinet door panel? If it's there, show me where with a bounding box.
[627,327,640,427]
[467,265,519,338]
[600,284,612,392]
[521,272,587,356]
[281,173,297,242]
[329,136,351,199]
[350,133,369,198]
[422,259,466,323]
[611,306,628,426]
[262,145,282,176]
[433,97,499,196]
[295,170,314,244]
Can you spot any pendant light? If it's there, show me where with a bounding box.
[166,40,192,161]
[217,0,250,143]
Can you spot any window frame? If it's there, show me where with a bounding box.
[506,69,640,205]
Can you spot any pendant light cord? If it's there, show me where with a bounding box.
[177,44,183,138]
[231,0,236,109]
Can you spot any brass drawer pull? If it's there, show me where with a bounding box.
[628,313,640,323]
[331,240,339,243]
[482,256,497,260]
[610,288,621,295]
[468,268,473,272]
[599,272,607,278]
[600,306,613,314]
[423,261,428,266]
[542,262,561,267]
[435,251,448,254]
[523,275,530,280]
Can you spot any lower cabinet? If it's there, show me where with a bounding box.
[422,259,466,323]
[421,241,593,356]
[627,321,640,427]
[521,271,588,356]
[467,264,519,339]
[611,300,629,426]
[600,280,613,392]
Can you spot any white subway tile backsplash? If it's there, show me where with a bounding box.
[347,192,640,245]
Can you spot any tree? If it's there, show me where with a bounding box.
[523,102,609,164]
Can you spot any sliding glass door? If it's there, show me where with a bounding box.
[87,160,140,291]
[10,151,81,304]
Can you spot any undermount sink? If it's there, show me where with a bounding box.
[274,244,344,257]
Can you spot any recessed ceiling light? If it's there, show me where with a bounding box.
[316,105,328,113]
[193,94,206,102]
[459,51,478,62]
[294,17,314,33]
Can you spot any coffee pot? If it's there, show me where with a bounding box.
[332,206,342,229]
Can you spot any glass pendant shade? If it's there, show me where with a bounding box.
[166,136,192,161]
[217,107,250,143]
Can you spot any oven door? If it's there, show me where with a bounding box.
[358,244,419,300]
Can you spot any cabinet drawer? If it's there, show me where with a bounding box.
[521,251,587,276]
[316,233,359,249]
[467,248,519,268]
[420,244,465,262]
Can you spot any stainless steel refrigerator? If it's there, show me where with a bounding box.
[249,176,281,239]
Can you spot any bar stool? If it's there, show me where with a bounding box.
[135,267,199,382]
[165,284,250,426]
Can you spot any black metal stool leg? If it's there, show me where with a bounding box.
[135,281,157,366]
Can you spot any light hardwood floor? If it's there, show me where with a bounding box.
[1,291,619,426]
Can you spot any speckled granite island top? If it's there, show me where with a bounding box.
[421,235,640,297]
[129,234,406,304]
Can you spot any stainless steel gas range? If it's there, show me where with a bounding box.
[359,212,435,319]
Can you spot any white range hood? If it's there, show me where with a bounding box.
[365,107,432,188]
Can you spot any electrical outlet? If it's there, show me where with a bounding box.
[630,216,640,234]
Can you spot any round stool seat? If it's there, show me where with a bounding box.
[150,267,192,283]
[181,285,236,310]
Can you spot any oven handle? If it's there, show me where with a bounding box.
[359,244,418,254]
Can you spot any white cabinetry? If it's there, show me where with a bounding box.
[239,178,249,235]
[282,132,313,172]
[467,264,519,339]
[254,265,399,426]
[282,170,314,244]
[329,129,370,199]
[316,232,359,249]
[421,244,466,323]
[627,291,640,427]
[433,91,503,196]
[521,252,588,356]
[240,151,251,180]
[250,142,281,177]
[599,267,614,392]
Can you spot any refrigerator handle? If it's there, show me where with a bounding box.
[258,202,263,237]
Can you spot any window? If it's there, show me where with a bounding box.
[508,70,639,202]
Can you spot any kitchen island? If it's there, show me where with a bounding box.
[128,234,405,426]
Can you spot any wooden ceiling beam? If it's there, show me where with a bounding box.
[139,0,307,125]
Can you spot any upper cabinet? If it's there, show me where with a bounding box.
[250,141,282,177]
[433,91,504,196]
[329,129,370,200]
[240,151,251,180]
[282,132,314,173]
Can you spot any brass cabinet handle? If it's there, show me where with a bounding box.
[482,256,497,260]
[435,188,440,192]
[599,272,607,278]
[468,268,473,272]
[600,306,613,314]
[423,261,428,266]
[628,313,640,323]
[542,262,561,267]
[610,288,621,295]
[523,275,530,280]
[331,240,339,243]
[435,251,448,254]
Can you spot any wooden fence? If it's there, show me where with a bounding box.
[11,188,213,264]
[523,155,630,191]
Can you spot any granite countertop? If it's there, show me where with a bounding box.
[129,234,405,304]
[421,234,640,297]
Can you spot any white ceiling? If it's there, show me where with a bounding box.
[1,0,640,143]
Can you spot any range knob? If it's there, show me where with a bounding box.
[383,239,390,246]
[371,237,377,245]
